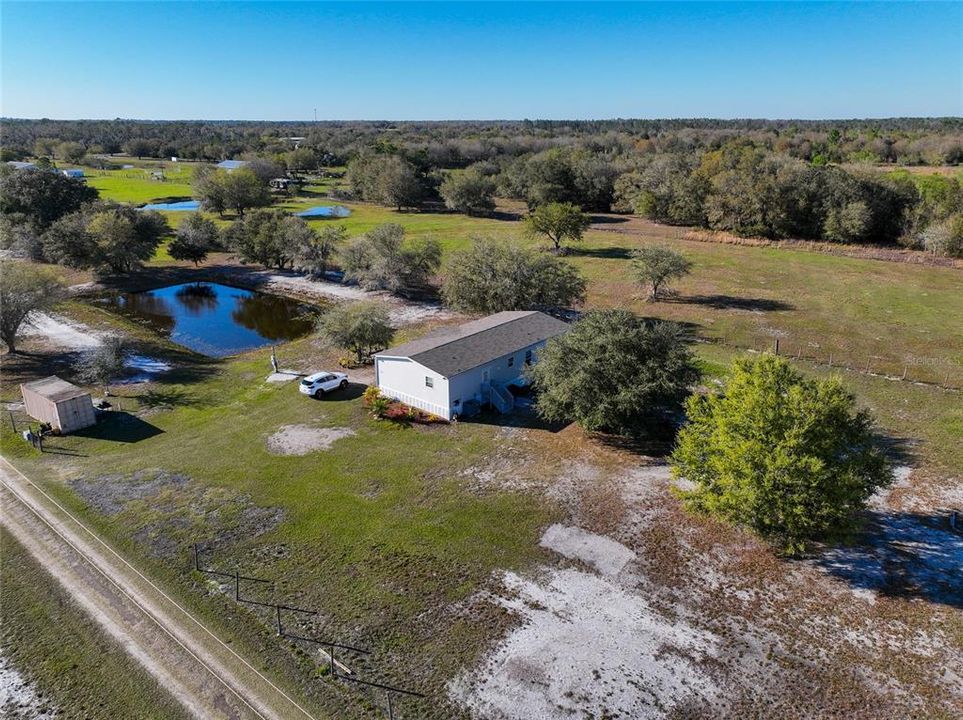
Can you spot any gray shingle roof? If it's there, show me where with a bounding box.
[376,311,569,377]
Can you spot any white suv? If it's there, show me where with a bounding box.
[299,371,349,398]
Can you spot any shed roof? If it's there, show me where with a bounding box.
[216,159,249,170]
[21,376,91,403]
[376,311,569,377]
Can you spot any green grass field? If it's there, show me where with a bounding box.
[0,528,190,720]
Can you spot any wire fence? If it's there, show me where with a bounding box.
[191,543,424,720]
[702,334,962,392]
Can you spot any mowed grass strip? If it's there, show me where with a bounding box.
[0,528,191,720]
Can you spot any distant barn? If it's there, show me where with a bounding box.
[20,376,96,433]
[6,161,36,170]
[62,168,85,179]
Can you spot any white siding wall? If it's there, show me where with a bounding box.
[375,357,451,419]
[377,339,551,420]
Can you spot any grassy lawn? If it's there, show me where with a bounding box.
[86,162,197,204]
[0,528,190,720]
[0,310,559,718]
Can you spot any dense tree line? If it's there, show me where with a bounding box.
[4,118,963,254]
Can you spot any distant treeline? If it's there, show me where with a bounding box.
[2,118,961,255]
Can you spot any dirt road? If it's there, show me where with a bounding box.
[0,458,322,720]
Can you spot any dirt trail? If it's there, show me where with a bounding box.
[0,458,322,720]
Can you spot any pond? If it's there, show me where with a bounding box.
[140,200,201,211]
[102,282,315,357]
[296,205,351,218]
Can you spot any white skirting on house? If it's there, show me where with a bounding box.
[378,386,450,419]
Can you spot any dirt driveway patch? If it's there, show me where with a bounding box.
[266,424,356,456]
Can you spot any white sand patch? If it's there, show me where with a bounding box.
[261,272,456,326]
[267,425,355,455]
[450,567,721,720]
[0,654,55,719]
[540,524,636,576]
[24,312,102,350]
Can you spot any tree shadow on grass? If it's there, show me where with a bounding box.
[73,412,163,444]
[571,246,635,260]
[459,403,568,433]
[669,294,795,312]
[810,509,963,609]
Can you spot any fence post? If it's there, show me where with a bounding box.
[234,570,240,602]
[387,691,394,720]
[8,411,16,432]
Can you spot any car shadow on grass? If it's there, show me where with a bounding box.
[306,381,367,402]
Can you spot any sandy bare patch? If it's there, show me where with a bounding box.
[266,424,355,455]
[0,654,56,720]
[539,524,636,576]
[449,567,721,720]
[261,272,456,326]
[24,312,103,350]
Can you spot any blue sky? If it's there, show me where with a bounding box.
[2,1,960,120]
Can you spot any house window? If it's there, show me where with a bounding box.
[508,356,514,368]
[425,376,433,388]
[525,349,533,365]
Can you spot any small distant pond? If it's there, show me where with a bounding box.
[140,200,201,211]
[297,205,351,218]
[102,282,315,357]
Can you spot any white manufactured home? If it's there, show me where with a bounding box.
[374,311,569,420]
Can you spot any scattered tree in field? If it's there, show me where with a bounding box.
[75,335,128,395]
[168,213,219,265]
[346,154,424,210]
[43,204,168,274]
[631,245,693,301]
[672,354,892,555]
[340,223,441,296]
[0,164,98,229]
[0,260,64,353]
[292,224,347,278]
[439,169,497,216]
[57,141,87,164]
[523,202,591,253]
[317,302,394,364]
[442,237,585,313]
[226,209,312,270]
[285,147,319,176]
[530,310,699,435]
[193,167,269,217]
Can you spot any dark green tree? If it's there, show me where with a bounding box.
[530,310,699,434]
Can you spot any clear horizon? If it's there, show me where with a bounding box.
[2,1,961,121]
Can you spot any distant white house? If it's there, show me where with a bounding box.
[216,159,249,171]
[62,168,85,178]
[374,311,569,420]
[6,161,36,170]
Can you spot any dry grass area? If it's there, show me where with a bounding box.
[450,415,962,719]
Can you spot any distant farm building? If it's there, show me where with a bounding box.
[62,168,85,178]
[216,160,249,171]
[20,376,96,433]
[6,161,36,170]
[269,177,299,190]
[374,311,569,420]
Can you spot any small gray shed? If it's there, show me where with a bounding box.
[21,376,96,433]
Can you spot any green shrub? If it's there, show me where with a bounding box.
[671,354,892,555]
